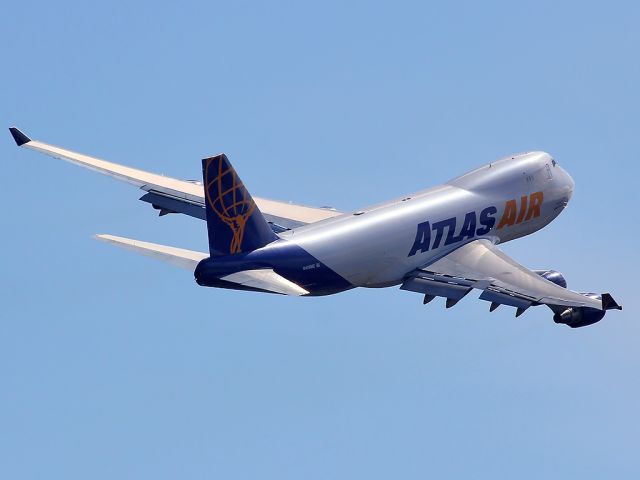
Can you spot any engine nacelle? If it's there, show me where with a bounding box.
[552,293,621,328]
[534,269,567,288]
[553,306,606,328]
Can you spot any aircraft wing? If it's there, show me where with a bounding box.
[400,239,621,315]
[9,127,342,229]
[95,234,309,295]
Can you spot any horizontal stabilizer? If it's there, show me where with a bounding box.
[95,234,208,271]
[220,269,309,296]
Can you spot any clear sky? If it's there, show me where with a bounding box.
[1,1,638,478]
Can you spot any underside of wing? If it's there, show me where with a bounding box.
[10,127,342,229]
[400,239,621,327]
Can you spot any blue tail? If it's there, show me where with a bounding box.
[202,154,278,257]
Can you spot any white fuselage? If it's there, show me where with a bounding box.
[278,152,574,287]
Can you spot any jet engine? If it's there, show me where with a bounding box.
[553,293,622,328]
[534,269,567,288]
[553,306,606,328]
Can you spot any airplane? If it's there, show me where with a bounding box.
[9,126,622,328]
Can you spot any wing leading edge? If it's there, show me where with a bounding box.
[9,127,342,228]
[401,239,621,320]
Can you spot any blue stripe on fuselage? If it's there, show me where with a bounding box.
[194,241,353,296]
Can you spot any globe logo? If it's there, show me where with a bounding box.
[204,155,256,254]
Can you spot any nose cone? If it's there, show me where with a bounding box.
[557,164,575,201]
[550,162,575,215]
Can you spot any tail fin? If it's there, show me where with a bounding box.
[202,154,278,257]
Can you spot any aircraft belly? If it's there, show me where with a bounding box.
[312,240,422,287]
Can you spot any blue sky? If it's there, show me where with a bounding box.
[1,1,638,478]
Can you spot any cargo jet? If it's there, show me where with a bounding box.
[9,127,621,328]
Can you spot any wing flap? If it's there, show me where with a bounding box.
[403,239,602,310]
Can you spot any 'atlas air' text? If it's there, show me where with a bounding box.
[408,192,543,256]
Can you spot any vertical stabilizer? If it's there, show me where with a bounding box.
[202,154,278,257]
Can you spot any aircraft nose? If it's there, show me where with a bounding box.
[562,167,575,197]
[555,163,574,203]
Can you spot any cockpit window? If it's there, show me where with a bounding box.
[551,159,557,167]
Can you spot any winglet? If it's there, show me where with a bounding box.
[601,293,622,311]
[9,127,31,146]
